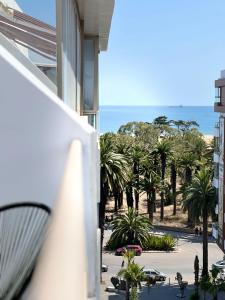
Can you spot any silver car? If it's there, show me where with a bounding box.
[212,260,225,270]
[143,268,166,281]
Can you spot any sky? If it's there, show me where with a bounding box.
[17,0,225,106]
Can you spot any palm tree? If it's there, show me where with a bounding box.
[179,152,197,185]
[155,140,172,220]
[129,145,145,211]
[183,168,216,277]
[140,168,160,222]
[118,251,146,300]
[100,135,128,275]
[200,268,225,300]
[170,158,178,215]
[109,208,152,248]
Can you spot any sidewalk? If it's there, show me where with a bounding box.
[101,283,225,300]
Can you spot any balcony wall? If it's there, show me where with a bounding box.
[0,36,99,299]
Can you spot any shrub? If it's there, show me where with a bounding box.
[106,234,176,251]
[142,234,176,251]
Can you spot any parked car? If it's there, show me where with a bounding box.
[102,264,108,272]
[219,269,225,280]
[115,245,142,256]
[143,268,167,281]
[212,260,225,270]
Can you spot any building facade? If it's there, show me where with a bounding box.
[214,70,225,252]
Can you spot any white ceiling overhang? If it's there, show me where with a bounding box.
[77,0,115,51]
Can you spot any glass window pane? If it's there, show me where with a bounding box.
[83,39,95,111]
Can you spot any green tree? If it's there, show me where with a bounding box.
[153,115,171,126]
[129,145,145,211]
[170,157,178,215]
[100,135,128,274]
[140,168,160,222]
[179,152,197,186]
[118,251,146,300]
[183,169,216,277]
[200,268,225,300]
[108,208,152,248]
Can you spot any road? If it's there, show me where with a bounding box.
[102,229,224,287]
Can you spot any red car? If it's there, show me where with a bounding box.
[115,245,142,256]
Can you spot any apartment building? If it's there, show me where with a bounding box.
[213,70,225,252]
[0,0,115,299]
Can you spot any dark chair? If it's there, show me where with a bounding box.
[111,277,120,289]
[0,202,50,299]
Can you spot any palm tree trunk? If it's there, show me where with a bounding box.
[126,280,130,300]
[185,167,193,225]
[133,162,139,211]
[160,192,164,221]
[171,163,177,215]
[114,194,118,213]
[153,189,156,212]
[99,181,108,282]
[118,191,123,209]
[147,192,154,222]
[126,185,134,208]
[160,155,166,221]
[149,191,155,223]
[202,206,208,277]
[135,189,139,211]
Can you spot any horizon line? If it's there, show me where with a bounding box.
[100,104,214,107]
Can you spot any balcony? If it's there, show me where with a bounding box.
[214,96,224,112]
[214,85,225,112]
[0,34,99,299]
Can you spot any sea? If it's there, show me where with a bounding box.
[100,106,218,135]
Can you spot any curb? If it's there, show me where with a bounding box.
[154,225,212,236]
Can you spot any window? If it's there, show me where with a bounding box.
[83,38,98,113]
[215,87,221,103]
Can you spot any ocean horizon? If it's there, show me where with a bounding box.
[100,105,217,135]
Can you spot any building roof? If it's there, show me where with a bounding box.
[77,0,115,51]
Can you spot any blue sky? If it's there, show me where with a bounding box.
[17,0,225,106]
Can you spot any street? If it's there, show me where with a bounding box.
[101,229,224,299]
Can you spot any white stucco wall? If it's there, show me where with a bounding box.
[0,37,96,210]
[0,38,99,297]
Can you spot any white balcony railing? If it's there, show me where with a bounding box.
[0,34,99,299]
